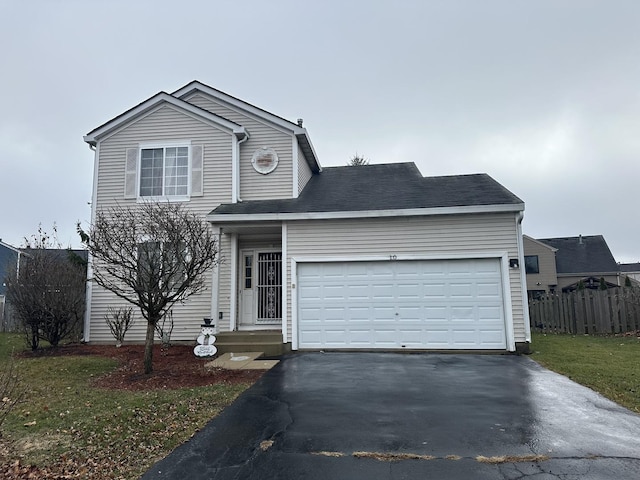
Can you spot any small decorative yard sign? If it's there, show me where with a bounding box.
[194,320,217,357]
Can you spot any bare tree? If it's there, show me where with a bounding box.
[347,153,369,166]
[4,226,86,350]
[78,201,218,374]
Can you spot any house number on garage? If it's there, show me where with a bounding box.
[389,255,397,261]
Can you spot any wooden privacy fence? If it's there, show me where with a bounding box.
[529,287,640,335]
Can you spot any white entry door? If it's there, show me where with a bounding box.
[297,258,507,349]
[239,251,282,327]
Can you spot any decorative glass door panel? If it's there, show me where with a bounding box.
[256,252,282,323]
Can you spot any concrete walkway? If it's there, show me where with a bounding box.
[142,353,640,479]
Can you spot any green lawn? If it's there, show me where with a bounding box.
[0,333,253,479]
[531,332,640,413]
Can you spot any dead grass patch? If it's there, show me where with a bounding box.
[445,454,462,460]
[311,451,345,457]
[259,440,274,451]
[353,451,436,462]
[476,454,549,464]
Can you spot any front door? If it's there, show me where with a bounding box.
[239,251,282,327]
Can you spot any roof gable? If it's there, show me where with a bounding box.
[538,235,619,274]
[210,162,524,218]
[84,91,246,146]
[523,235,558,252]
[173,81,320,173]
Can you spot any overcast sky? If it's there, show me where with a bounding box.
[1,0,639,262]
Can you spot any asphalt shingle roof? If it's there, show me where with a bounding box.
[620,263,640,273]
[538,235,619,274]
[211,163,523,216]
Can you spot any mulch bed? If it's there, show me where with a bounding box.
[17,343,265,390]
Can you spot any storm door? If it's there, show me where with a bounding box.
[239,251,282,327]
[256,252,282,323]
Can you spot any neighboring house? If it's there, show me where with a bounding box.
[0,240,23,330]
[524,234,620,297]
[619,263,640,285]
[0,244,88,332]
[522,235,558,298]
[84,80,530,353]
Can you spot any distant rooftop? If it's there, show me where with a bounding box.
[539,235,618,274]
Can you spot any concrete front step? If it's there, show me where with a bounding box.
[215,331,288,357]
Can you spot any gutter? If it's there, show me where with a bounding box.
[207,203,526,223]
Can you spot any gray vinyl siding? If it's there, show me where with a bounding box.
[88,104,233,343]
[297,144,313,194]
[285,213,526,345]
[523,236,558,293]
[185,94,295,200]
[238,235,281,251]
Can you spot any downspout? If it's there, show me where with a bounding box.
[516,211,532,346]
[234,132,249,203]
[83,142,98,342]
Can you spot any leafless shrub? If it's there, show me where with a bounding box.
[155,310,174,349]
[105,306,135,347]
[5,225,86,350]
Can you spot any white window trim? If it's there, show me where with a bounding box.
[137,141,192,202]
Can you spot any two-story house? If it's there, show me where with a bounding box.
[524,234,620,298]
[84,81,530,353]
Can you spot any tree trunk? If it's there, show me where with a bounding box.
[143,320,156,374]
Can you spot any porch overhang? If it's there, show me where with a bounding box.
[210,221,282,236]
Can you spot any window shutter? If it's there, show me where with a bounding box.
[191,145,204,197]
[124,148,138,199]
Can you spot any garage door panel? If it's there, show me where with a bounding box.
[477,282,502,297]
[297,259,507,350]
[451,310,474,322]
[372,306,395,319]
[372,284,395,298]
[424,283,447,297]
[397,283,421,298]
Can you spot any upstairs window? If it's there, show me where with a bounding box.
[524,255,539,274]
[140,146,189,198]
[124,143,203,201]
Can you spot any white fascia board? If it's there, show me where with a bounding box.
[0,241,22,254]
[208,203,525,223]
[173,81,303,133]
[295,131,321,173]
[84,92,246,146]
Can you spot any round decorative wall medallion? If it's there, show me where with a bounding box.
[251,147,279,174]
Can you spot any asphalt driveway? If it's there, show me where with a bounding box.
[142,353,640,479]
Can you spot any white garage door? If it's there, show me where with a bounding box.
[297,258,507,350]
